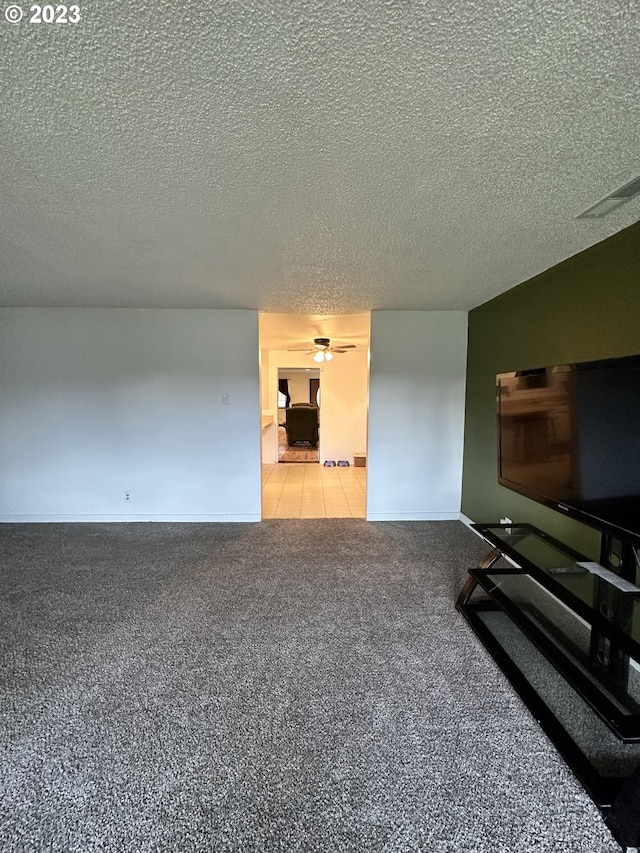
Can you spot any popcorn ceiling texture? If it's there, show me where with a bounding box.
[1,0,638,311]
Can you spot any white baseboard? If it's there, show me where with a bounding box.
[366,512,461,521]
[0,514,262,523]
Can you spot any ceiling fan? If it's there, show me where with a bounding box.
[288,337,356,362]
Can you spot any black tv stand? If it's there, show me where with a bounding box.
[457,523,640,851]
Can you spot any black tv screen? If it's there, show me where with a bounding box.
[496,354,640,545]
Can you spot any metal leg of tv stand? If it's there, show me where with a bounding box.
[456,547,502,611]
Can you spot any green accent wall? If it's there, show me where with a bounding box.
[461,222,640,557]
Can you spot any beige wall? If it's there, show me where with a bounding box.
[317,351,368,465]
[283,371,316,405]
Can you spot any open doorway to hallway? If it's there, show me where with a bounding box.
[259,313,370,519]
[277,367,320,463]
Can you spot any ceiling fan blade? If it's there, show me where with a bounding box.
[288,348,315,352]
[331,344,356,349]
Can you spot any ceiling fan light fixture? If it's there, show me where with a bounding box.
[289,336,353,361]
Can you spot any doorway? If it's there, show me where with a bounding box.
[309,377,320,407]
[258,312,370,519]
[277,367,320,463]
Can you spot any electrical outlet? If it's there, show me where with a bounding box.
[500,516,512,534]
[124,491,131,503]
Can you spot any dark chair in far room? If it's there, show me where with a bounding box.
[285,404,319,447]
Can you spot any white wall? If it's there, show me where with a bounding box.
[367,311,468,520]
[0,308,261,521]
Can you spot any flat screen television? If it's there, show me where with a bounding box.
[496,353,640,546]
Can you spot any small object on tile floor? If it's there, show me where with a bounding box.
[323,460,336,467]
[337,460,350,466]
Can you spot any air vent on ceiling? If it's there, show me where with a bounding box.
[576,176,640,219]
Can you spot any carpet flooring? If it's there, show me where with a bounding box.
[0,520,620,852]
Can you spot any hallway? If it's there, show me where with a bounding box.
[262,462,366,518]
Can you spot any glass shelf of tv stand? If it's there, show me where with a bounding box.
[462,523,640,743]
[471,523,640,656]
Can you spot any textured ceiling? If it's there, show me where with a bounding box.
[259,312,370,352]
[1,0,639,312]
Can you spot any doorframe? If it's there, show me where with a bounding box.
[309,377,320,406]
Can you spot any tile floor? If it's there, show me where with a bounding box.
[262,462,367,518]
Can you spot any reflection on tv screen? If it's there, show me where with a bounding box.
[497,358,640,538]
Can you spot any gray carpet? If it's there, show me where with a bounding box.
[0,520,620,852]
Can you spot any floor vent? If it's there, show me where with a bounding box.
[576,176,640,219]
